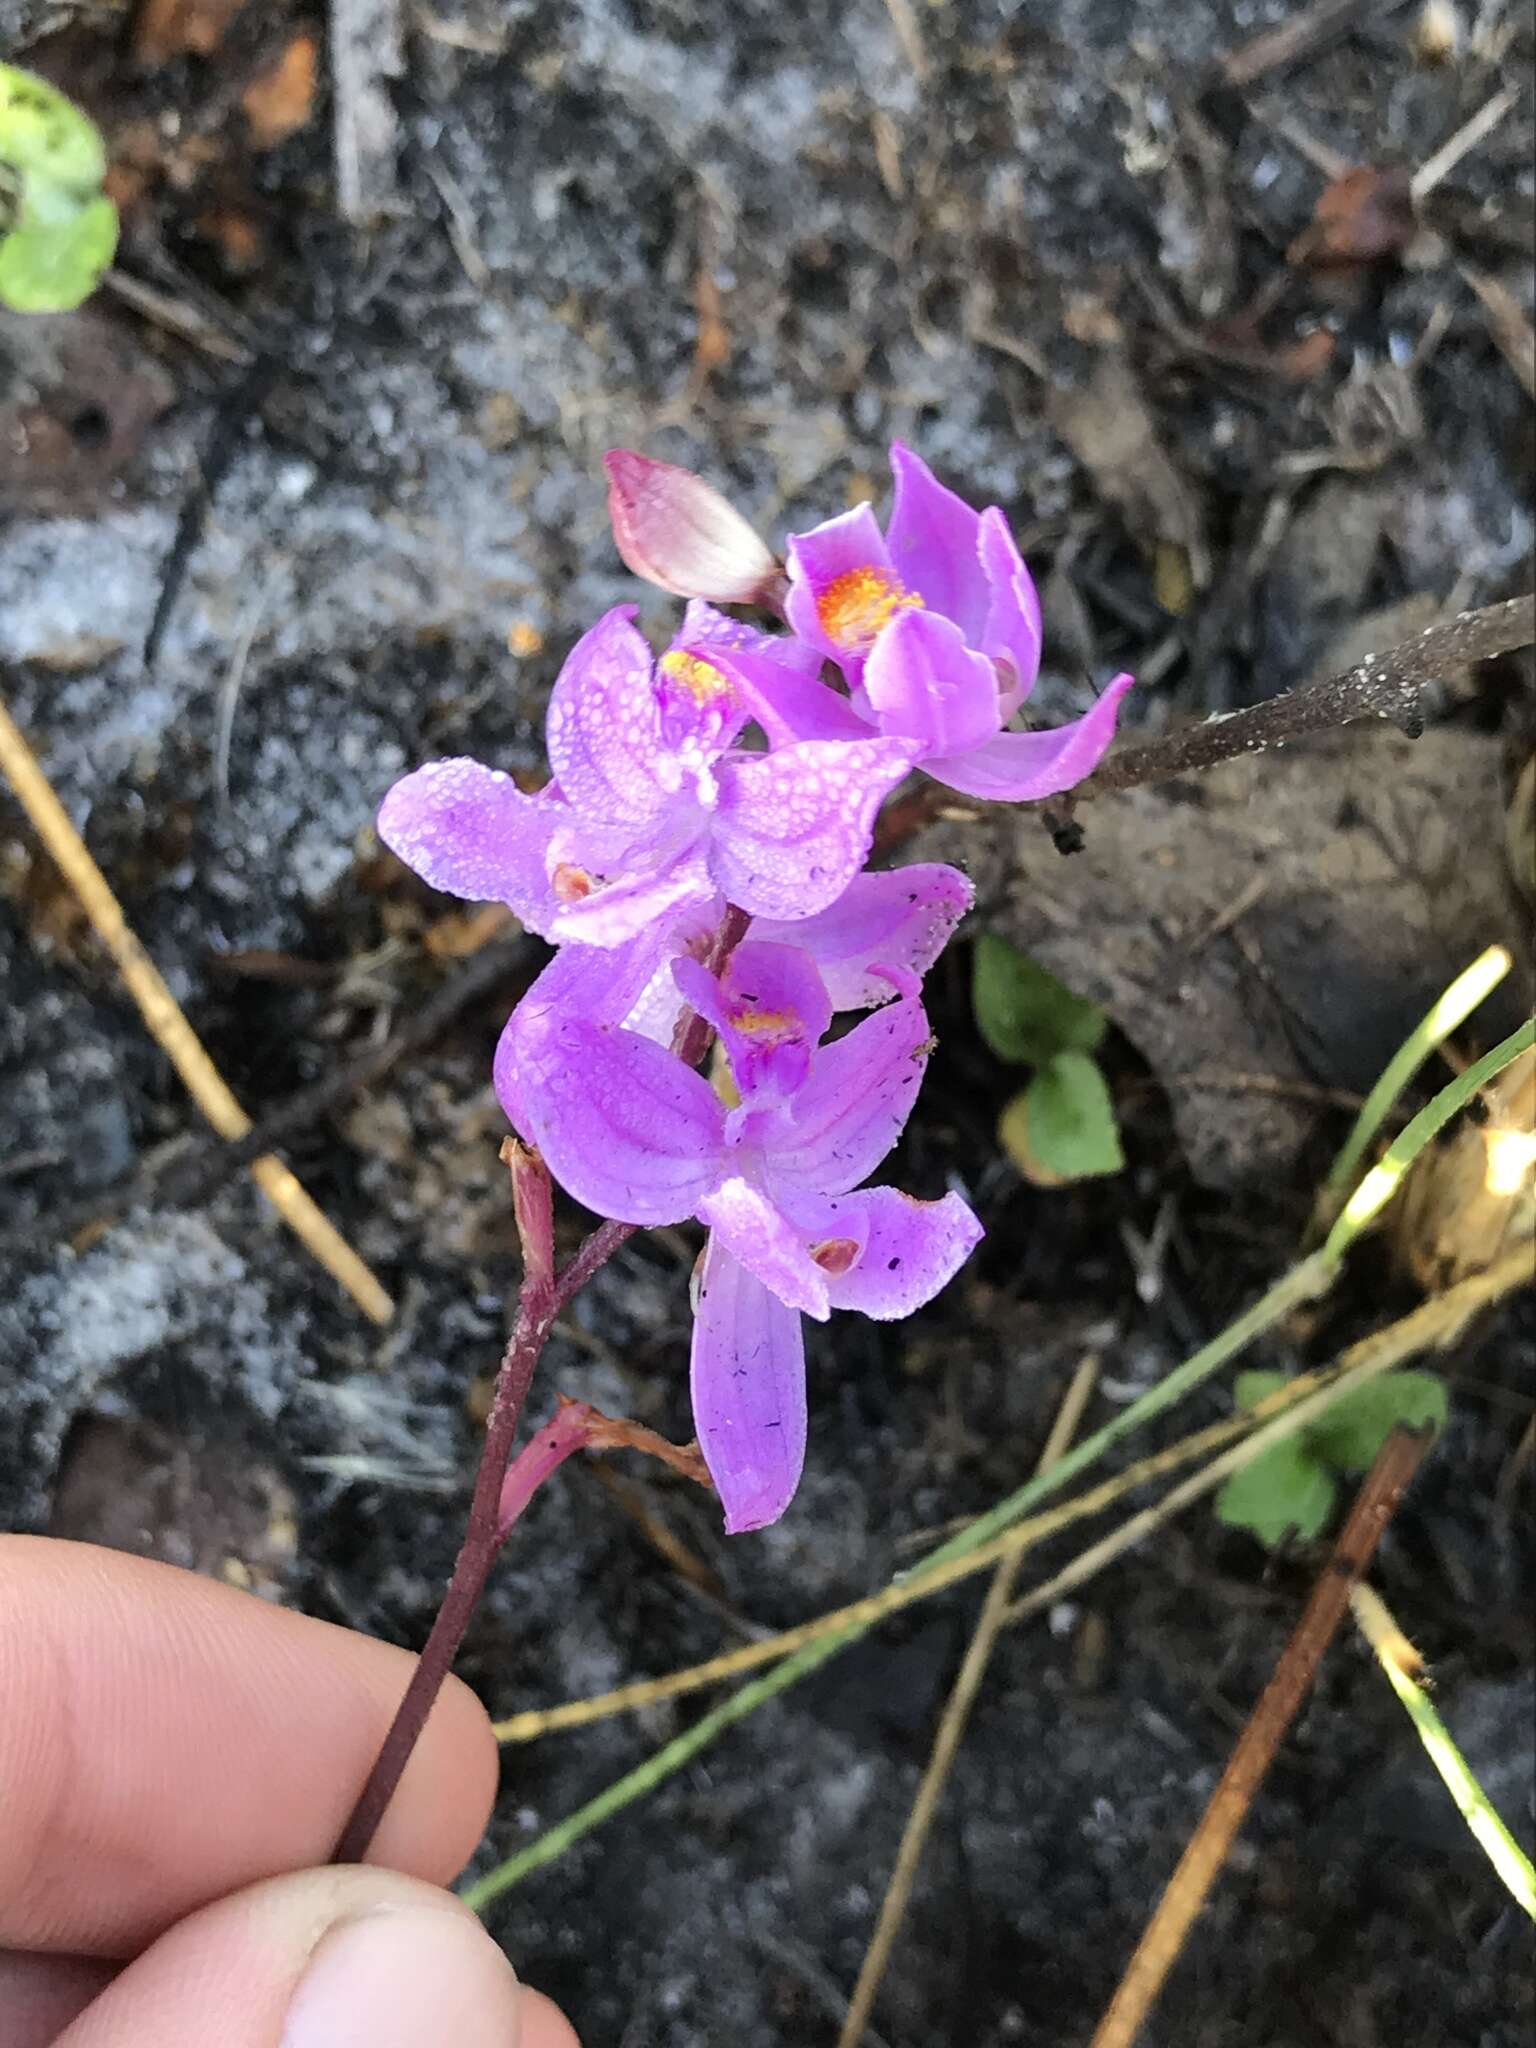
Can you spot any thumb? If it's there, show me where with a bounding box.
[52,1865,580,2048]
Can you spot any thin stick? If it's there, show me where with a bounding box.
[1411,84,1520,203]
[493,1225,1528,1747]
[877,597,1536,853]
[0,691,393,1324]
[1218,0,1405,88]
[493,1410,1254,1743]
[838,1358,1100,2048]
[467,1246,1528,1908]
[1310,943,1512,1238]
[1089,1429,1432,2048]
[1084,597,1534,796]
[1350,1584,1536,1920]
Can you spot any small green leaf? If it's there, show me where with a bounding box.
[1020,1051,1124,1181]
[1215,1440,1337,1549]
[0,65,106,193]
[0,189,117,312]
[972,933,1107,1066]
[1234,1370,1291,1414]
[1308,1372,1449,1474]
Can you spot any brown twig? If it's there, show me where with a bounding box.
[1217,0,1407,90]
[1088,1425,1433,2048]
[0,691,393,1323]
[877,596,1536,855]
[331,907,750,1863]
[1082,596,1534,796]
[837,1358,1100,2048]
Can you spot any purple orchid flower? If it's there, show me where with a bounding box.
[701,443,1132,803]
[499,939,983,1531]
[377,604,915,948]
[491,860,975,1070]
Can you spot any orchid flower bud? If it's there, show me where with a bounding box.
[603,450,782,604]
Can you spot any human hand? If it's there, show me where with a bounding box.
[0,1536,578,2047]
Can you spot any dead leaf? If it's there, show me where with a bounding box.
[927,726,1531,1190]
[1394,1049,1535,1290]
[194,203,267,274]
[579,1400,714,1489]
[134,0,248,65]
[0,309,175,517]
[1289,166,1417,273]
[242,32,318,150]
[1053,352,1209,589]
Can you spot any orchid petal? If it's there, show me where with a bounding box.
[701,644,873,750]
[796,1186,984,1319]
[678,600,822,673]
[545,608,671,825]
[885,441,987,639]
[924,673,1133,802]
[710,738,917,921]
[675,939,833,1101]
[377,759,561,933]
[691,1235,807,1534]
[977,506,1043,716]
[604,451,780,604]
[753,863,973,1010]
[620,897,723,1043]
[697,1175,830,1318]
[862,608,1002,756]
[769,975,933,1196]
[548,849,715,948]
[497,1005,726,1225]
[783,504,902,667]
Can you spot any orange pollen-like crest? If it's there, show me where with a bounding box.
[815,565,923,650]
[730,1005,792,1039]
[552,862,596,903]
[810,1237,860,1276]
[657,648,731,704]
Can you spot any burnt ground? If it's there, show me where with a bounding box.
[1,1,1534,2043]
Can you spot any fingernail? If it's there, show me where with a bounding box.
[283,1900,521,2048]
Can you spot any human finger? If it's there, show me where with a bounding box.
[0,1537,498,1955]
[47,1865,581,2048]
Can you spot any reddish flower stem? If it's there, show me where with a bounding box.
[331,904,750,1866]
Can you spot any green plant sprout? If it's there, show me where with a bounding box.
[0,65,118,313]
[972,932,1123,1182]
[1215,1368,1449,1547]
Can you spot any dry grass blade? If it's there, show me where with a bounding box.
[1351,1583,1536,1919]
[837,1358,1100,2048]
[0,691,393,1323]
[1088,1427,1433,2048]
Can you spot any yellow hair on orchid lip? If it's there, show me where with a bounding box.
[730,1006,793,1039]
[815,565,923,650]
[657,648,731,704]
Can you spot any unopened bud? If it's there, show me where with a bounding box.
[603,449,781,604]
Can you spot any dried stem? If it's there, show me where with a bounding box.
[0,689,393,1322]
[1088,1426,1433,2048]
[878,596,1536,854]
[1081,596,1533,797]
[331,903,750,1864]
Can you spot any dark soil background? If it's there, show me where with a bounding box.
[2,2,1533,2043]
